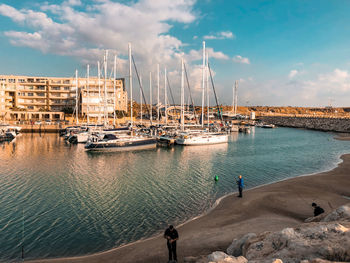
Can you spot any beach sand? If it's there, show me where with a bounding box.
[31,153,350,263]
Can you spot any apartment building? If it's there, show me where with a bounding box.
[0,75,128,121]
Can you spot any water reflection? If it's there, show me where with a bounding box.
[0,130,349,261]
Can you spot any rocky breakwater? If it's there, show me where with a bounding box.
[260,116,350,132]
[185,204,350,263]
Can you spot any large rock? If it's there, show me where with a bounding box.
[244,222,350,262]
[226,233,257,256]
[322,204,350,222]
[206,251,247,263]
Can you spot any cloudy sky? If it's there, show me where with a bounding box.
[1,0,350,107]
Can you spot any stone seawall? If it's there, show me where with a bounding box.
[260,116,350,132]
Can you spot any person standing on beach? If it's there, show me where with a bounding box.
[164,225,179,263]
[236,175,244,198]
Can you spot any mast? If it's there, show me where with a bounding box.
[140,76,143,125]
[164,67,167,125]
[75,69,79,125]
[232,83,235,113]
[206,51,209,128]
[234,80,238,115]
[113,55,117,127]
[97,61,101,124]
[87,64,90,125]
[157,64,160,125]
[149,71,152,122]
[181,58,185,131]
[201,41,206,127]
[128,43,133,129]
[103,50,108,127]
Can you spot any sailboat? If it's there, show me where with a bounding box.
[85,44,156,152]
[175,42,228,146]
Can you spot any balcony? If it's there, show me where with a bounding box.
[20,101,46,105]
[26,78,47,84]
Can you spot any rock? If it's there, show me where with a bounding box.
[206,252,247,263]
[244,222,350,262]
[310,259,344,263]
[322,204,350,222]
[207,251,228,262]
[304,213,327,223]
[226,233,257,256]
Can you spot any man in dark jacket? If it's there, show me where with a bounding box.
[312,202,325,217]
[164,225,179,263]
[236,175,244,198]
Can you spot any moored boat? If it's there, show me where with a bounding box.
[85,134,157,152]
[175,131,228,145]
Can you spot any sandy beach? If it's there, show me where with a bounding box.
[31,153,350,263]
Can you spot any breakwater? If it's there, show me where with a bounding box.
[260,116,350,132]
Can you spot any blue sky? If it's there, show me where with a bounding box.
[1,0,350,107]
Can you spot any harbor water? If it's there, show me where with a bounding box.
[0,127,349,261]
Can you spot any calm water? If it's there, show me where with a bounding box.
[0,128,349,261]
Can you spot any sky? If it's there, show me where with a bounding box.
[1,0,350,107]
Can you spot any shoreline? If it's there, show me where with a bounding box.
[29,149,350,263]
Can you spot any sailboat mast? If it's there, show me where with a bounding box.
[75,69,79,125]
[234,80,238,115]
[97,61,101,124]
[87,64,90,125]
[140,76,143,125]
[181,58,185,131]
[128,43,133,129]
[157,64,160,125]
[201,41,206,127]
[113,55,117,127]
[164,67,167,125]
[149,72,152,122]
[232,83,235,113]
[103,50,108,127]
[206,51,209,128]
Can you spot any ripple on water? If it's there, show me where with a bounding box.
[0,129,349,261]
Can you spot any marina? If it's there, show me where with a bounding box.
[0,128,349,261]
[1,1,350,262]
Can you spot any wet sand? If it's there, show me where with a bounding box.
[31,154,350,263]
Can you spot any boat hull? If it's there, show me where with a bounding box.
[85,138,157,152]
[176,134,228,145]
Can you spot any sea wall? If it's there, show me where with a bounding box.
[260,116,350,132]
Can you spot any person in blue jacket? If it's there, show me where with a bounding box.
[236,175,244,198]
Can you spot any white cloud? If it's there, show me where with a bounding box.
[187,47,229,62]
[0,1,233,105]
[233,55,250,64]
[288,69,298,78]
[203,31,235,40]
[0,1,196,66]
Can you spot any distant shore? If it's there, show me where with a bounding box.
[30,145,350,263]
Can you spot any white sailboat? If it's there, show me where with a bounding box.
[175,42,228,146]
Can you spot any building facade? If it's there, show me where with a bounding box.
[0,75,127,121]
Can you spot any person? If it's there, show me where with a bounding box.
[312,202,324,217]
[164,225,179,263]
[236,175,244,198]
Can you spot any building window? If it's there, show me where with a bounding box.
[27,106,34,109]
[28,93,34,96]
[9,79,15,83]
